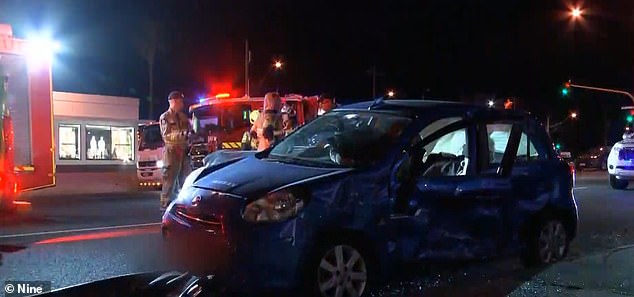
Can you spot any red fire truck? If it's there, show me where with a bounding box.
[0,24,55,211]
[188,94,319,168]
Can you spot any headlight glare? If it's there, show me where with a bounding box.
[156,160,164,168]
[243,190,304,223]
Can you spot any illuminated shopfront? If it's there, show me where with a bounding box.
[53,91,139,166]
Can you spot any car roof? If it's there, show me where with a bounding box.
[335,99,530,119]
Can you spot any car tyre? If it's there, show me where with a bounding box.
[609,174,628,190]
[521,216,569,267]
[305,241,373,297]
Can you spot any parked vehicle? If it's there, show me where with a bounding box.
[162,99,578,296]
[607,133,634,189]
[1,24,55,211]
[137,122,165,190]
[188,94,319,169]
[576,146,610,171]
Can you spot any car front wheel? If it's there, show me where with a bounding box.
[522,218,569,267]
[310,244,370,297]
[610,174,629,190]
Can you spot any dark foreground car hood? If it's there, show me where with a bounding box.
[193,155,351,197]
[31,271,225,297]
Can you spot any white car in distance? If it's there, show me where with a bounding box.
[607,132,634,190]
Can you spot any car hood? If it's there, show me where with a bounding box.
[203,150,256,167]
[31,272,213,297]
[193,156,351,197]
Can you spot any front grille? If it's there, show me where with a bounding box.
[616,166,634,170]
[138,160,157,168]
[619,148,634,160]
[172,205,223,234]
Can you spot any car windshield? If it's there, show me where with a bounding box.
[139,124,163,150]
[191,103,252,133]
[269,111,411,167]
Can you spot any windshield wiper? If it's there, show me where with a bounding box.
[268,154,338,168]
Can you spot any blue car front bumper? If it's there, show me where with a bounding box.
[162,188,309,292]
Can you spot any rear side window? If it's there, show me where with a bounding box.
[486,123,546,165]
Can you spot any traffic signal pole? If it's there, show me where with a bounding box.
[568,82,634,106]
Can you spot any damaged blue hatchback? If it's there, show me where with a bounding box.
[162,99,578,296]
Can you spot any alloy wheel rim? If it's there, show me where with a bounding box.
[538,221,567,263]
[317,245,367,297]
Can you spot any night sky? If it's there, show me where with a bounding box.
[1,0,633,152]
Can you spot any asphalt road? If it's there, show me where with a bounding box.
[0,171,632,296]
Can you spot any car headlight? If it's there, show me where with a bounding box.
[181,167,205,189]
[156,160,164,168]
[243,190,304,223]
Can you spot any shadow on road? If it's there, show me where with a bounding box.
[0,244,26,266]
[369,259,548,297]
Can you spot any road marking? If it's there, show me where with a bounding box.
[0,222,161,239]
[573,187,588,190]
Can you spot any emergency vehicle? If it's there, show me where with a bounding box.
[0,24,55,211]
[136,121,164,189]
[188,93,319,168]
[607,132,634,190]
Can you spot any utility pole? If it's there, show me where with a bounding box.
[244,39,251,97]
[372,65,376,98]
[366,65,384,98]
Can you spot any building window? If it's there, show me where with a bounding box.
[59,124,80,160]
[86,125,134,161]
[86,125,111,160]
[112,127,134,161]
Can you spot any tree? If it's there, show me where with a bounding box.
[135,20,167,120]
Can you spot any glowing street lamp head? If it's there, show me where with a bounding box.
[274,61,283,69]
[25,34,61,69]
[570,112,577,119]
[387,90,395,97]
[487,100,495,108]
[570,7,583,19]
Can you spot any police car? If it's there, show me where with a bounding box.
[607,132,634,189]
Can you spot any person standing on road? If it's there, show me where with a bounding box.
[317,93,337,116]
[159,91,191,210]
[250,92,284,151]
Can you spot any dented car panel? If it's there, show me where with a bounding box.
[162,100,577,293]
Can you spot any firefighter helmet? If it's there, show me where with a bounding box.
[281,104,296,117]
[167,91,185,101]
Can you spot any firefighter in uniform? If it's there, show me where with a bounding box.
[159,91,191,210]
[250,92,284,151]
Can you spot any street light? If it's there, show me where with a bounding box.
[274,61,283,69]
[25,33,61,69]
[570,112,578,119]
[570,7,583,19]
[387,90,395,98]
[487,100,495,108]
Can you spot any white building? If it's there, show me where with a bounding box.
[53,91,139,166]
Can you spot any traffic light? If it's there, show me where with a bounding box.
[555,143,562,150]
[627,115,633,123]
[561,82,571,96]
[504,98,513,109]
